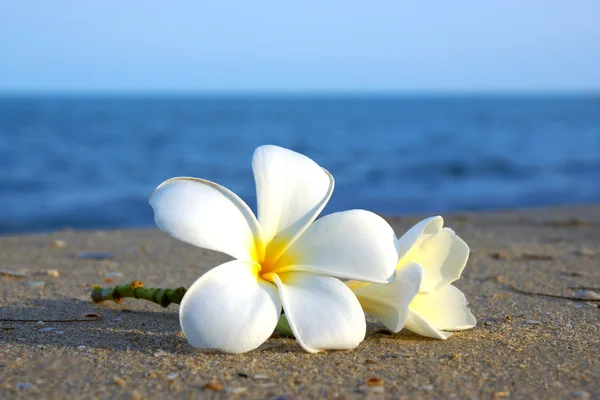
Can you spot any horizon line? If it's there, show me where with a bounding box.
[1,89,599,98]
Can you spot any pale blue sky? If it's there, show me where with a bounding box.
[1,1,599,93]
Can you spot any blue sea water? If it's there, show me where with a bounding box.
[0,95,599,234]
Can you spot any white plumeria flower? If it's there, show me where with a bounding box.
[346,216,476,339]
[149,145,398,353]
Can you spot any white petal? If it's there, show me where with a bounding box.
[349,262,424,332]
[411,228,470,292]
[253,145,333,260]
[404,309,452,340]
[277,210,397,283]
[395,216,443,260]
[150,177,262,261]
[271,272,365,353]
[179,260,281,353]
[409,284,476,331]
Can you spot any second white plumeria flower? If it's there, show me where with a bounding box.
[149,145,398,353]
[347,216,476,339]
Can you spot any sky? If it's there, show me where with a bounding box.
[1,1,599,93]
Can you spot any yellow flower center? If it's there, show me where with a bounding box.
[251,239,292,283]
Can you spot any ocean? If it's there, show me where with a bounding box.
[1,95,599,234]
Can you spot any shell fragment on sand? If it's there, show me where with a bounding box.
[1,269,27,278]
[575,290,600,300]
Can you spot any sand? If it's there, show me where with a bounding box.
[1,205,599,399]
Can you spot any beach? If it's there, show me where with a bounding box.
[1,205,599,399]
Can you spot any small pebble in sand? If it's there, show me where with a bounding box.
[225,387,248,394]
[166,373,178,381]
[35,320,45,328]
[366,377,384,387]
[50,240,66,248]
[46,269,60,277]
[113,376,126,386]
[203,382,224,391]
[574,290,600,300]
[15,382,36,390]
[0,269,27,278]
[26,281,45,288]
[77,345,86,350]
[130,390,143,400]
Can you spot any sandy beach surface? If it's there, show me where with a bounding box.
[1,205,599,399]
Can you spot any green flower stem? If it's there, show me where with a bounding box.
[91,280,296,337]
[91,280,186,308]
[274,314,294,337]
